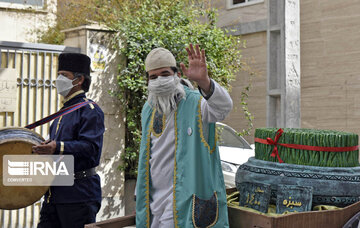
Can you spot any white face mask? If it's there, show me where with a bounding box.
[147,73,185,115]
[148,74,178,96]
[55,74,78,97]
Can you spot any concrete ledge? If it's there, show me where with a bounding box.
[85,215,135,228]
[223,19,267,36]
[0,41,80,53]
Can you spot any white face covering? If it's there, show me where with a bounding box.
[147,73,185,115]
[55,74,78,97]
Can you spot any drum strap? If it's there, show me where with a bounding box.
[25,100,95,129]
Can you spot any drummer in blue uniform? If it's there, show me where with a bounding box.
[32,53,105,228]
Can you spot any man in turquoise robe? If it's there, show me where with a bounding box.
[136,44,233,227]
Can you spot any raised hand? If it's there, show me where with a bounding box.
[180,44,211,93]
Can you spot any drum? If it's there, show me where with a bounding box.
[0,127,48,210]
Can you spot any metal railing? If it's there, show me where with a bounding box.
[0,41,80,228]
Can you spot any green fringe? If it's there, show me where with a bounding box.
[255,128,359,167]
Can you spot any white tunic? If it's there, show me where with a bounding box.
[149,80,233,227]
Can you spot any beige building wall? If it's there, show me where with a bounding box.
[63,25,126,220]
[212,0,267,26]
[224,32,267,143]
[215,0,268,143]
[217,0,360,143]
[0,0,56,42]
[301,0,360,136]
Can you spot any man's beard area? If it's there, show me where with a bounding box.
[147,76,186,116]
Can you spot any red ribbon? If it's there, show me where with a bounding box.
[255,128,359,163]
[266,128,284,163]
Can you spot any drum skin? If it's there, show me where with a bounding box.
[0,127,48,210]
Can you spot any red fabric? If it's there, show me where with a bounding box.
[254,128,359,163]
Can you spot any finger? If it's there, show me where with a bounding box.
[189,43,196,58]
[36,150,47,155]
[180,63,188,76]
[34,145,47,153]
[36,146,50,154]
[201,49,206,63]
[34,144,44,148]
[195,44,201,58]
[185,48,193,60]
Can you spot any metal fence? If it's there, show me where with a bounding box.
[0,41,80,228]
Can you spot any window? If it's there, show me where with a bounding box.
[0,0,44,7]
[227,0,264,9]
[216,123,252,149]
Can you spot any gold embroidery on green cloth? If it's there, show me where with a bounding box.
[173,110,179,228]
[151,109,166,138]
[197,97,217,154]
[192,192,219,228]
[145,118,152,227]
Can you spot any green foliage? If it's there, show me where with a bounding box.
[238,59,256,137]
[35,0,254,179]
[35,0,98,44]
[37,23,65,45]
[94,0,244,178]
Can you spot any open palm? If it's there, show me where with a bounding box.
[180,44,210,88]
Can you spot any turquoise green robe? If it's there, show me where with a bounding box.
[136,87,229,227]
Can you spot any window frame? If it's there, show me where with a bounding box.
[216,123,252,149]
[226,0,264,10]
[0,0,45,10]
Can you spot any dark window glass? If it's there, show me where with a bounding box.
[217,125,249,148]
[233,0,246,4]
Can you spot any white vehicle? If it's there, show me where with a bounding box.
[216,122,255,188]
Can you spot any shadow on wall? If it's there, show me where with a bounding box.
[86,33,127,220]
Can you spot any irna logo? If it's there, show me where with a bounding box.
[8,160,69,176]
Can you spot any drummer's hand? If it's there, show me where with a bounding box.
[32,140,56,154]
[41,139,51,145]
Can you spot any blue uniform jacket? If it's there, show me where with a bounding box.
[45,92,105,204]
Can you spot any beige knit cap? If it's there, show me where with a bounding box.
[145,47,176,72]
